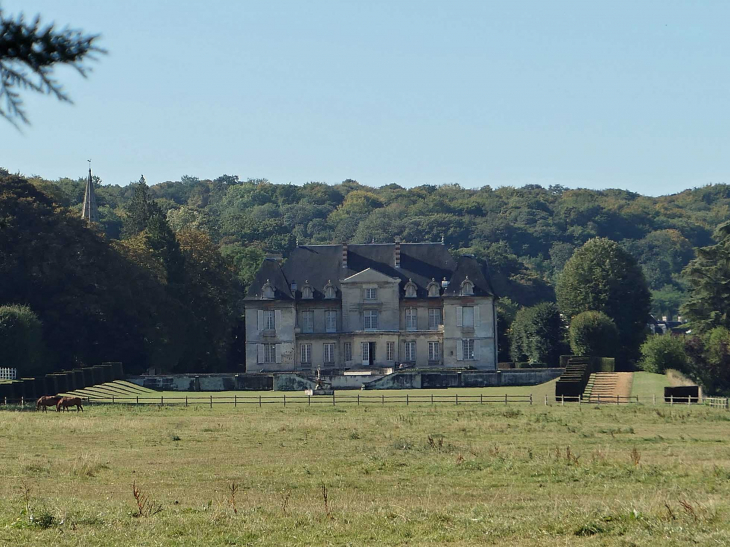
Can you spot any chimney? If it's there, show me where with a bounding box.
[342,243,348,269]
[394,236,401,269]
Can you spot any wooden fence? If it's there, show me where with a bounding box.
[0,393,722,408]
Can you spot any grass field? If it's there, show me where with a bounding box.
[2,379,730,546]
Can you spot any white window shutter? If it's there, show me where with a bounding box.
[257,344,264,363]
[275,310,282,331]
[275,344,282,363]
[474,340,480,361]
[456,306,462,327]
[457,341,463,361]
[474,306,480,327]
[257,310,263,332]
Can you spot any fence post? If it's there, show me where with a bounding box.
[333,393,336,406]
[112,395,115,404]
[21,396,23,409]
[504,393,508,405]
[259,395,262,408]
[210,395,213,409]
[136,396,139,406]
[670,395,674,406]
[186,396,188,407]
[357,393,360,406]
[688,395,691,406]
[406,394,409,406]
[561,395,564,406]
[234,395,237,408]
[161,396,163,406]
[382,394,384,406]
[480,393,483,405]
[283,394,286,407]
[308,395,311,406]
[431,393,434,405]
[616,395,619,406]
[455,394,458,406]
[544,394,548,406]
[530,394,533,405]
[3,397,6,406]
[597,395,601,404]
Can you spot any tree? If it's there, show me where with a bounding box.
[681,221,730,333]
[638,335,687,374]
[510,302,566,365]
[0,9,105,126]
[569,311,619,358]
[684,328,730,395]
[0,304,45,375]
[557,238,651,363]
[122,176,153,238]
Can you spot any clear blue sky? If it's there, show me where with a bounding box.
[3,0,730,195]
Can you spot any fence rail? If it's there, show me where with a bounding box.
[0,392,724,409]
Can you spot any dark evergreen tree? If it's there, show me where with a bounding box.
[681,221,730,332]
[122,176,153,238]
[0,8,105,126]
[510,302,566,365]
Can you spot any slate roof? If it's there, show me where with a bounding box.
[244,243,496,300]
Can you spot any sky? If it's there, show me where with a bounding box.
[2,0,730,196]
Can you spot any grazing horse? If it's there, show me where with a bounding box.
[36,395,62,412]
[57,396,84,412]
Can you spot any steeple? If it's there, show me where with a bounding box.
[81,160,99,223]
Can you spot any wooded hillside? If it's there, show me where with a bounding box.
[25,169,730,318]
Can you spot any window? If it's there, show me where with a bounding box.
[263,344,277,363]
[323,343,335,363]
[302,285,313,299]
[404,341,416,362]
[365,288,377,300]
[262,280,275,299]
[462,306,474,328]
[344,342,352,362]
[325,310,337,333]
[361,342,370,362]
[461,276,474,296]
[324,280,336,299]
[427,279,440,297]
[462,339,475,360]
[387,341,395,361]
[428,341,440,361]
[264,310,276,330]
[405,308,417,330]
[364,310,379,330]
[301,343,312,364]
[404,279,417,298]
[301,311,313,333]
[428,308,442,330]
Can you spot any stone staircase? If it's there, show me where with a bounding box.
[583,372,629,402]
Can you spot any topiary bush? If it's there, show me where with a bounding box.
[569,311,619,358]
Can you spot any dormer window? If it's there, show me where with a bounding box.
[324,280,336,299]
[460,276,474,296]
[261,279,275,299]
[301,281,313,300]
[427,278,440,298]
[404,279,417,298]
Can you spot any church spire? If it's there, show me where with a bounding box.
[81,160,99,223]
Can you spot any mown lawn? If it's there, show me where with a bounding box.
[2,397,730,546]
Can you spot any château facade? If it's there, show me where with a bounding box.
[244,240,497,372]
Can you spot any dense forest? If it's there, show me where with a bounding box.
[24,168,730,317]
[3,166,729,376]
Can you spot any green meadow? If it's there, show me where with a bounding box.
[2,373,728,546]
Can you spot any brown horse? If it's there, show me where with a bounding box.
[56,396,84,412]
[36,395,62,412]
